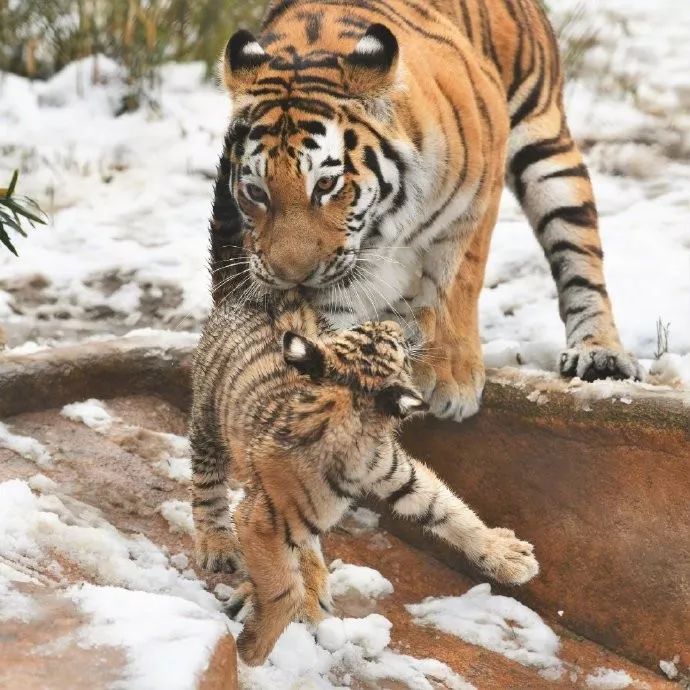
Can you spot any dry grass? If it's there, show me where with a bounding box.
[0,0,269,108]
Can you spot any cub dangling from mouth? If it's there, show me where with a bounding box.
[190,290,538,666]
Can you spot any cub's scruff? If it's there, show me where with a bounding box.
[190,293,538,666]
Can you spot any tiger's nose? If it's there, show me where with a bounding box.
[266,245,318,284]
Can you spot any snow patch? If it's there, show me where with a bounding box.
[328,559,394,600]
[0,422,52,467]
[240,614,474,690]
[61,399,114,433]
[0,580,39,623]
[660,656,680,680]
[158,500,194,535]
[649,353,690,388]
[407,583,563,677]
[346,506,380,531]
[585,667,633,689]
[0,479,215,610]
[317,614,391,657]
[69,583,228,690]
[28,473,58,493]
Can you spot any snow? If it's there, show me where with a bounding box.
[317,614,392,657]
[0,479,216,610]
[27,473,59,493]
[0,1,687,387]
[0,579,38,623]
[60,398,114,433]
[585,668,633,689]
[407,583,563,677]
[344,506,380,531]
[328,559,394,600]
[158,499,195,536]
[213,583,234,601]
[69,583,228,690]
[170,553,190,571]
[239,616,474,690]
[649,353,690,388]
[660,656,680,680]
[0,421,52,467]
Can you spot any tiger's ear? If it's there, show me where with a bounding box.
[282,332,326,378]
[343,24,399,97]
[376,385,428,420]
[222,30,271,92]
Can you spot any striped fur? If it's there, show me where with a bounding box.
[210,0,642,423]
[190,292,538,665]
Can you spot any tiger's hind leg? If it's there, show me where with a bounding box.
[507,55,642,381]
[189,416,240,573]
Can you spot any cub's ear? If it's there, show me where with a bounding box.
[222,30,271,92]
[376,385,428,420]
[282,332,326,378]
[343,24,399,97]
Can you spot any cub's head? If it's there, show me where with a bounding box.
[282,320,427,420]
[219,23,417,291]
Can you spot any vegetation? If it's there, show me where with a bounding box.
[0,171,47,256]
[0,0,269,108]
[0,1,601,108]
[655,319,671,360]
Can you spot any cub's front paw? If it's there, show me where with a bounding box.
[476,527,539,586]
[195,528,240,573]
[559,345,643,382]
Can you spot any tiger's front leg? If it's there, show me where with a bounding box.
[414,206,498,422]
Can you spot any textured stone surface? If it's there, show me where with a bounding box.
[0,396,675,690]
[397,369,690,673]
[0,396,237,690]
[1,340,688,684]
[0,335,194,418]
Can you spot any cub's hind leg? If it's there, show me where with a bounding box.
[371,441,539,586]
[233,493,305,667]
[189,415,240,573]
[298,538,332,626]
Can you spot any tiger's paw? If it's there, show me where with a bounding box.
[559,345,644,383]
[415,352,485,423]
[476,527,539,586]
[195,529,241,574]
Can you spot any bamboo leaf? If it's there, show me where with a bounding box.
[6,170,19,197]
[0,226,18,256]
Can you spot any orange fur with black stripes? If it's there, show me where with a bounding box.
[210,0,642,423]
[190,291,538,665]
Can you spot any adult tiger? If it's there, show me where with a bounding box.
[210,0,642,422]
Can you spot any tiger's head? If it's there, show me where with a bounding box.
[219,23,419,292]
[282,320,427,420]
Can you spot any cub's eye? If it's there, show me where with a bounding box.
[243,183,268,206]
[315,176,339,196]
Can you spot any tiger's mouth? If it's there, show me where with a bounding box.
[249,250,359,291]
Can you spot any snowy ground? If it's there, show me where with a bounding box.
[0,0,688,387]
[2,398,663,690]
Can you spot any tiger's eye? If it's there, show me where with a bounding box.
[316,176,338,194]
[244,184,268,205]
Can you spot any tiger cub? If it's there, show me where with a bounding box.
[190,292,539,666]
